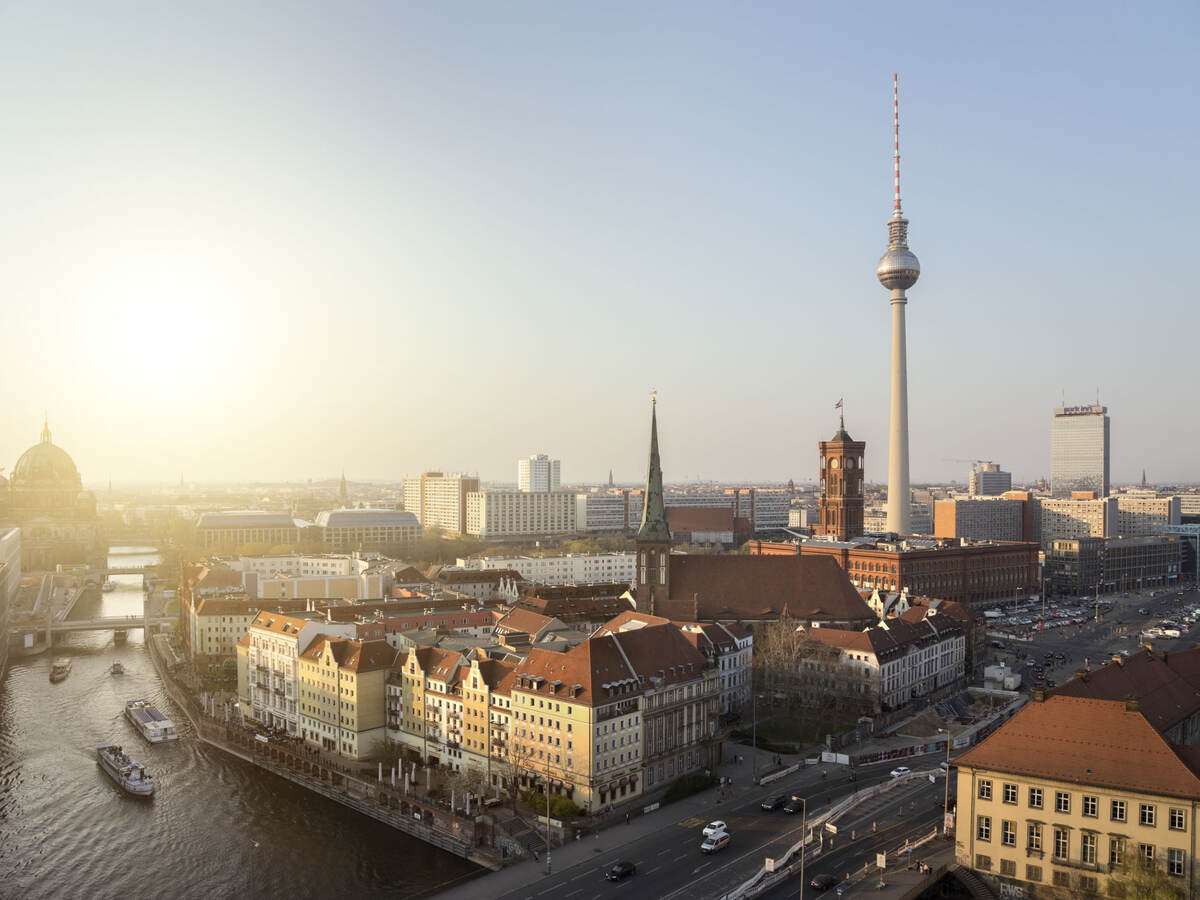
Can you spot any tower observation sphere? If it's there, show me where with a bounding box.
[877,239,920,291]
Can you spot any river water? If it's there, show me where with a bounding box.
[0,547,479,899]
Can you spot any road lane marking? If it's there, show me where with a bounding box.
[691,862,711,874]
[564,891,582,898]
[673,853,686,861]
[657,848,672,856]
[646,866,661,875]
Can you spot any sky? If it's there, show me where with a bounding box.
[0,2,1196,487]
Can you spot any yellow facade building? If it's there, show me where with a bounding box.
[955,691,1200,897]
[298,636,397,760]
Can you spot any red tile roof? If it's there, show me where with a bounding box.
[1047,646,1200,735]
[667,506,733,533]
[955,694,1200,800]
[656,555,871,623]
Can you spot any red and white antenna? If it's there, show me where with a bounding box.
[893,72,902,216]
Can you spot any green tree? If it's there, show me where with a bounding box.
[1104,862,1188,899]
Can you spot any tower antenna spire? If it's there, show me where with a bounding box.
[893,73,902,217]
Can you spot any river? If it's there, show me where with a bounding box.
[0,547,480,899]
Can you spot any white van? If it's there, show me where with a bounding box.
[701,832,731,854]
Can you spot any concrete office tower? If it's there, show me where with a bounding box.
[877,75,920,535]
[517,454,561,492]
[969,463,1012,496]
[1050,404,1110,497]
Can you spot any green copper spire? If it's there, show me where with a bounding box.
[637,397,670,542]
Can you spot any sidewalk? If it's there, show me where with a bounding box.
[840,839,956,898]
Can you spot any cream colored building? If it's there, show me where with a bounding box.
[196,511,304,549]
[1039,495,1117,544]
[955,691,1200,897]
[314,509,422,551]
[236,611,357,734]
[1116,493,1182,536]
[298,636,397,760]
[402,473,479,534]
[464,489,577,540]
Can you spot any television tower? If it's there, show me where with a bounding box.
[877,74,920,534]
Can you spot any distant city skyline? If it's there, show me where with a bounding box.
[1,4,1197,484]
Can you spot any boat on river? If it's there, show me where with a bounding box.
[50,658,72,682]
[110,661,124,675]
[125,699,178,742]
[96,744,155,797]
[101,580,117,592]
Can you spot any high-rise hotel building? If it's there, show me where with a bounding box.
[1050,404,1110,497]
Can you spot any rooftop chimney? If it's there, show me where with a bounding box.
[1032,687,1046,702]
[1126,696,1140,712]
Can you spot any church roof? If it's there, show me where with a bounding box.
[654,554,873,623]
[636,403,670,542]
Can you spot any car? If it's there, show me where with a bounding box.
[1055,652,1067,661]
[810,873,838,890]
[701,832,731,854]
[783,797,805,814]
[890,767,911,778]
[1045,679,1057,688]
[605,861,636,881]
[761,795,787,812]
[702,820,727,838]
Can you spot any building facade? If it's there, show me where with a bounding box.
[464,489,577,540]
[401,472,480,534]
[955,691,1200,898]
[934,496,1026,543]
[314,508,422,551]
[1051,404,1110,497]
[453,552,635,586]
[298,636,397,759]
[1116,494,1181,537]
[196,511,303,549]
[1044,536,1182,596]
[969,463,1012,496]
[518,455,561,492]
[1040,494,1117,545]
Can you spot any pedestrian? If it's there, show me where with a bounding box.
[594,829,599,840]
[625,812,630,825]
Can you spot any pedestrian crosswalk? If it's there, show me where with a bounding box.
[678,816,706,828]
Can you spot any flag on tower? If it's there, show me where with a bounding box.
[834,398,843,409]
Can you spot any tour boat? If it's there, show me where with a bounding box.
[110,661,124,675]
[101,580,117,592]
[124,699,179,743]
[96,744,155,797]
[50,658,72,683]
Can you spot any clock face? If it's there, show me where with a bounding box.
[830,458,839,470]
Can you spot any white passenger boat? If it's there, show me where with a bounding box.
[124,699,179,743]
[101,580,117,592]
[50,658,72,683]
[97,744,155,797]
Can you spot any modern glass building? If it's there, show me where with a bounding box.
[1050,404,1110,497]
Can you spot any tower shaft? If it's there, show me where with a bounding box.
[886,292,910,534]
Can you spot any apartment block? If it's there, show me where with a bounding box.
[934,496,1025,543]
[464,489,576,540]
[453,552,635,586]
[298,636,398,759]
[402,472,480,534]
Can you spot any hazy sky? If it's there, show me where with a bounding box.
[1,3,1196,487]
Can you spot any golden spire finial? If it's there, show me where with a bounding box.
[650,389,657,407]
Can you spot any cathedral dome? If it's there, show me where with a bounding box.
[12,420,82,490]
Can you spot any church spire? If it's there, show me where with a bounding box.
[41,413,51,444]
[340,470,348,503]
[637,395,669,542]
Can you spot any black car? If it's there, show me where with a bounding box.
[810,873,838,890]
[783,797,805,814]
[605,861,636,881]
[761,794,787,811]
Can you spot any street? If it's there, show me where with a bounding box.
[490,762,950,900]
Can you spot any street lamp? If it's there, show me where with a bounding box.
[937,727,952,834]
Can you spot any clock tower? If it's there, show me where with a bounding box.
[817,414,865,541]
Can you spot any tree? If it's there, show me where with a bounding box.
[1104,861,1188,899]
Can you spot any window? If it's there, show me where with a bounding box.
[1001,820,1016,847]
[1052,870,1070,887]
[974,854,992,871]
[1112,799,1127,822]
[999,858,1016,876]
[1169,807,1185,831]
[1140,843,1155,864]
[1079,875,1098,893]
[1002,783,1018,804]
[1082,795,1097,817]
[1081,832,1097,865]
[976,816,991,841]
[1110,837,1125,867]
[978,779,992,800]
[1055,791,1071,814]
[1167,847,1185,877]
[1027,823,1042,852]
[1025,865,1042,883]
[1140,804,1156,827]
[1053,828,1069,860]
[1029,787,1043,809]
